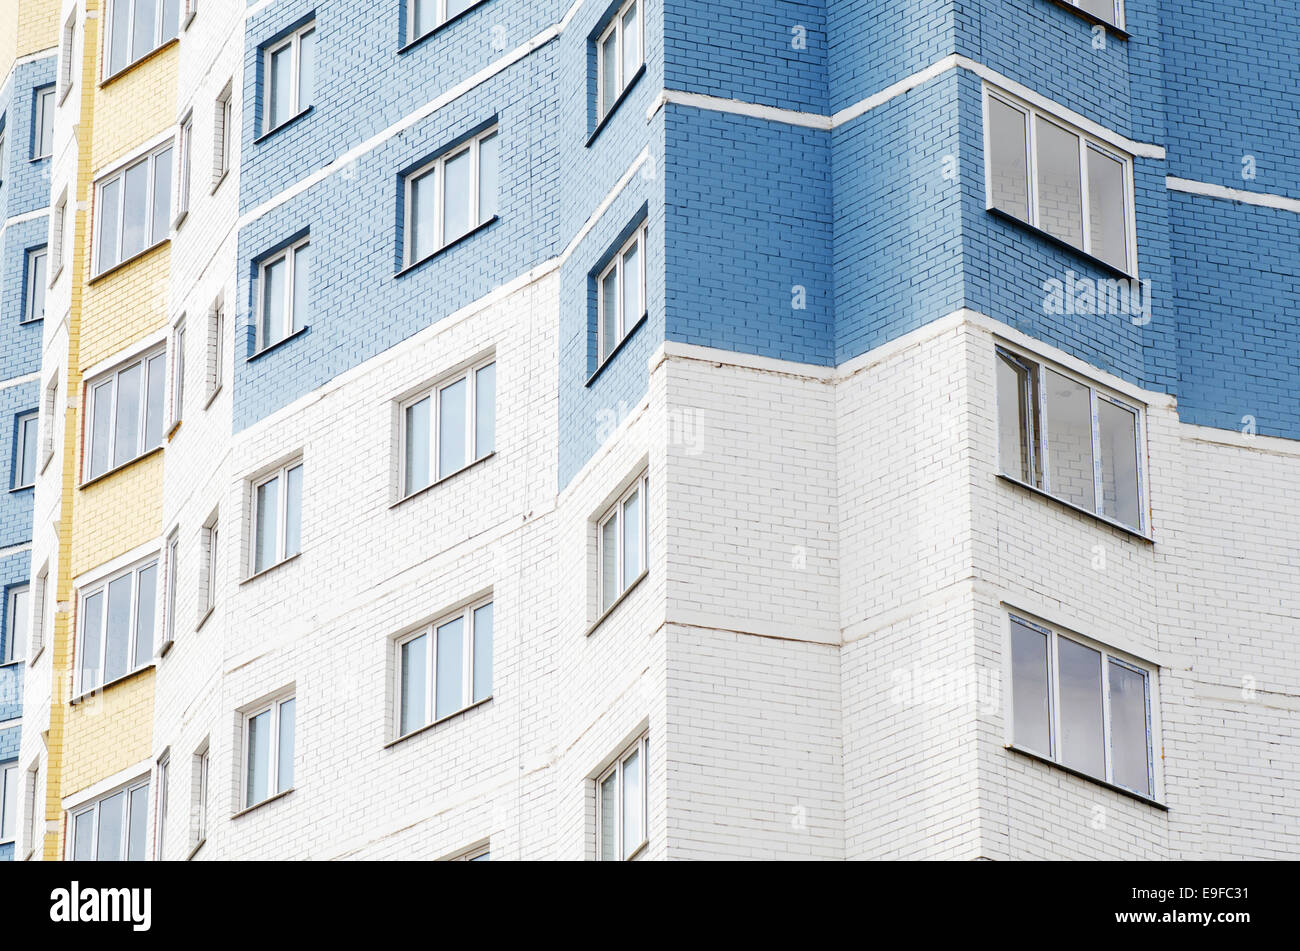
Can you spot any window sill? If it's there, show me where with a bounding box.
[396,216,500,278]
[248,325,309,362]
[996,472,1152,542]
[182,11,197,31]
[987,207,1136,281]
[210,169,229,196]
[586,312,648,387]
[585,569,648,637]
[587,64,647,148]
[87,238,171,285]
[390,452,494,509]
[80,444,165,490]
[27,644,44,667]
[240,552,301,586]
[1045,0,1131,38]
[70,662,156,704]
[255,106,314,144]
[398,0,492,53]
[30,153,51,163]
[8,484,34,494]
[203,384,223,411]
[195,604,215,633]
[166,419,182,441]
[99,38,180,88]
[0,659,24,670]
[1006,744,1165,809]
[231,787,294,820]
[383,696,493,750]
[19,317,44,326]
[185,838,206,861]
[172,209,189,230]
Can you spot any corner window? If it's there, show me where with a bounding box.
[250,460,303,575]
[76,557,158,694]
[106,0,180,78]
[404,125,499,266]
[409,0,481,42]
[84,348,167,481]
[262,21,315,134]
[13,411,38,489]
[0,763,17,843]
[243,694,295,808]
[996,347,1144,532]
[401,358,495,497]
[598,472,647,613]
[1009,615,1155,798]
[596,0,643,121]
[396,599,493,737]
[256,237,309,351]
[3,585,28,665]
[597,733,647,860]
[984,88,1134,273]
[69,778,151,860]
[32,85,55,159]
[94,140,174,274]
[597,224,646,364]
[23,247,47,322]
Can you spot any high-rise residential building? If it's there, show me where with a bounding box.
[11,0,1300,860]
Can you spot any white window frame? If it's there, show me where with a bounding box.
[23,246,47,323]
[40,376,58,472]
[1063,0,1124,29]
[75,556,159,696]
[201,514,219,617]
[206,296,225,402]
[51,190,68,278]
[399,357,495,498]
[394,597,493,738]
[190,743,208,852]
[154,753,169,860]
[261,21,315,135]
[597,472,648,613]
[0,763,19,844]
[13,411,38,489]
[596,223,647,364]
[170,317,186,428]
[183,0,198,30]
[103,0,179,80]
[59,11,77,102]
[92,139,174,275]
[213,81,233,188]
[248,459,303,575]
[162,530,179,651]
[407,0,483,42]
[175,112,193,224]
[66,777,152,861]
[240,693,295,809]
[995,344,1147,533]
[596,0,644,120]
[3,585,28,665]
[982,86,1137,275]
[403,125,499,267]
[255,237,309,351]
[29,564,49,662]
[83,346,168,482]
[596,733,648,861]
[32,85,55,159]
[1007,614,1157,799]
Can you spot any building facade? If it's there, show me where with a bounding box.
[8,0,1299,860]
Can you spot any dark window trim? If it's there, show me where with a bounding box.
[585,311,647,388]
[254,105,314,144]
[1006,744,1165,809]
[100,37,181,88]
[396,215,499,278]
[987,207,1136,281]
[398,0,493,54]
[1044,0,1131,39]
[586,63,646,148]
[247,325,309,363]
[996,472,1152,543]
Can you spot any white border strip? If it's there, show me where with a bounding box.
[1167,176,1300,214]
[2,207,50,230]
[0,371,40,393]
[649,89,830,130]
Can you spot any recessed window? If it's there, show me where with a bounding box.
[13,411,38,489]
[0,124,7,187]
[597,733,647,861]
[1009,615,1155,798]
[59,12,77,101]
[69,778,151,860]
[213,80,233,185]
[598,472,647,613]
[201,514,219,614]
[256,237,309,351]
[0,763,17,844]
[162,530,179,650]
[996,346,1144,532]
[262,21,315,134]
[30,565,49,659]
[3,585,28,665]
[401,358,495,497]
[170,318,186,427]
[154,755,169,859]
[597,224,646,364]
[596,0,643,121]
[84,347,167,481]
[32,85,55,159]
[94,140,174,274]
[175,113,193,222]
[250,460,303,575]
[76,557,158,694]
[23,247,47,322]
[409,0,481,42]
[985,88,1134,272]
[207,296,225,399]
[191,743,209,850]
[243,694,295,808]
[52,190,69,275]
[396,599,493,737]
[404,125,499,266]
[105,0,179,78]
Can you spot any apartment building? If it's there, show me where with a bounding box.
[8,0,1299,860]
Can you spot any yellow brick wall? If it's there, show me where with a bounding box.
[89,43,179,171]
[0,0,59,75]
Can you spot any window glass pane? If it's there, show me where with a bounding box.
[987,98,1029,220]
[1109,660,1150,795]
[151,147,172,244]
[162,0,179,38]
[113,363,142,468]
[246,709,270,806]
[1058,637,1105,778]
[1010,619,1051,755]
[35,89,54,157]
[622,486,641,588]
[621,4,640,81]
[996,354,1038,486]
[98,178,121,272]
[90,380,114,478]
[81,592,103,689]
[472,602,492,703]
[284,464,303,558]
[447,0,477,18]
[400,633,428,735]
[438,377,467,477]
[621,746,642,856]
[291,243,309,333]
[134,564,157,669]
[404,396,431,494]
[1087,146,1128,270]
[109,0,132,74]
[1044,369,1095,510]
[121,160,150,259]
[410,168,436,263]
[622,239,642,330]
[7,587,29,663]
[145,353,166,448]
[1098,399,1140,529]
[600,513,618,610]
[103,573,133,684]
[600,267,619,361]
[96,791,125,861]
[442,148,472,244]
[277,698,295,793]
[261,256,286,345]
[268,44,292,129]
[73,810,94,860]
[1035,117,1083,248]
[474,363,495,458]
[127,784,149,860]
[599,772,617,860]
[411,0,434,38]
[435,616,464,720]
[28,250,47,321]
[478,132,499,222]
[19,416,38,487]
[600,32,618,115]
[1079,0,1117,24]
[254,475,279,573]
[296,29,315,111]
[132,0,158,60]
